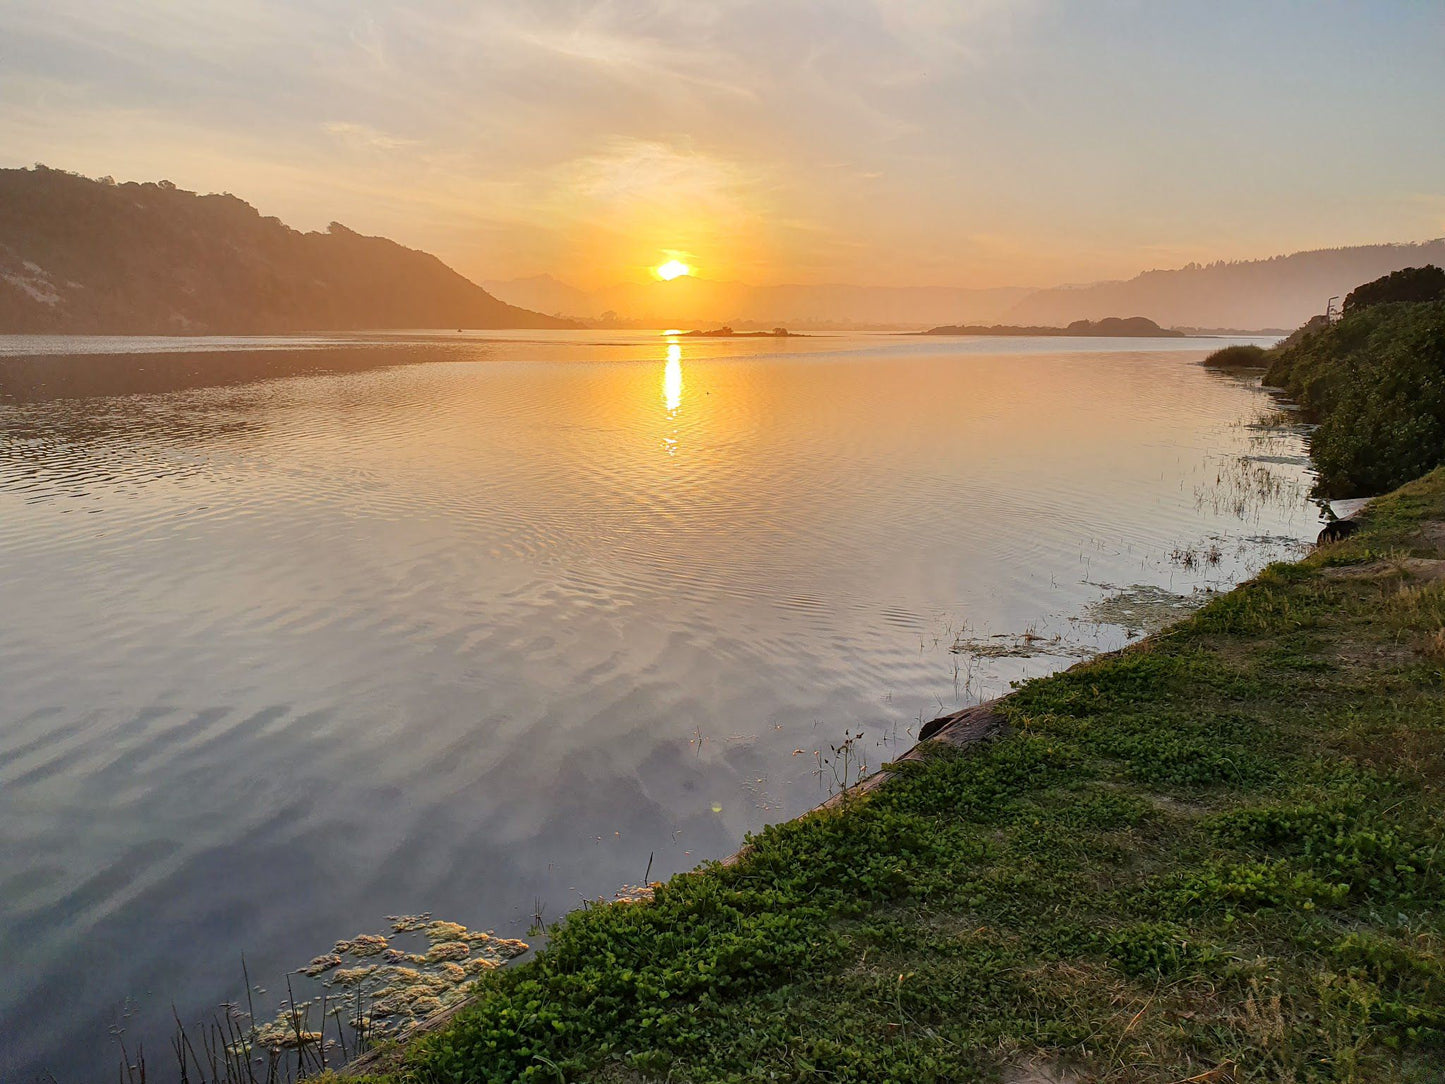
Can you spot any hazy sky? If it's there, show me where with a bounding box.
[2,1,1442,289]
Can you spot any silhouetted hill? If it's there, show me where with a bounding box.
[0,166,576,334]
[1006,241,1445,330]
[923,316,1183,337]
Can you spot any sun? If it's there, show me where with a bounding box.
[655,259,691,281]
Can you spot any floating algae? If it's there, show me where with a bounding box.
[331,966,376,985]
[251,1020,324,1049]
[1079,583,1214,637]
[236,915,529,1061]
[424,940,469,963]
[950,631,1095,660]
[612,882,663,905]
[335,933,389,956]
[301,953,342,977]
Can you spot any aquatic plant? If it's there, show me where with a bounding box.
[1202,342,1269,369]
[132,917,528,1084]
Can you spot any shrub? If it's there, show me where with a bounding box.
[1202,343,1269,369]
[1343,265,1445,314]
[1263,301,1445,496]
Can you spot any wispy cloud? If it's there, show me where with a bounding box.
[323,122,417,153]
[0,1,1441,288]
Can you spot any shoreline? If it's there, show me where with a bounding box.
[340,702,1014,1076]
[344,468,1445,1082]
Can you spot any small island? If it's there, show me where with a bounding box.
[922,315,1184,337]
[680,326,801,337]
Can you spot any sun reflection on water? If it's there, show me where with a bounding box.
[663,342,683,414]
[661,340,684,455]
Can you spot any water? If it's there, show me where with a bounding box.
[0,330,1316,1081]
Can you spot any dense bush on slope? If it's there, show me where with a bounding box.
[1343,265,1445,314]
[1263,301,1445,497]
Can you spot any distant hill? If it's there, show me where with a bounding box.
[482,273,1033,330]
[0,166,575,334]
[479,273,599,321]
[923,316,1183,338]
[1006,241,1445,331]
[487,242,1445,333]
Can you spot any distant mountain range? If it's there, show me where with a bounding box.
[1004,241,1445,331]
[488,241,1445,332]
[0,166,573,334]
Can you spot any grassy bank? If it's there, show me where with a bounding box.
[347,468,1445,1083]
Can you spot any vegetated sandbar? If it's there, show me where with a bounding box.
[344,465,1445,1079]
[678,325,803,337]
[923,315,1184,336]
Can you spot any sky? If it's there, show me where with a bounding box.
[1,1,1442,290]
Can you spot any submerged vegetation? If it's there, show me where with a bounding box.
[341,468,1445,1082]
[1205,268,1445,498]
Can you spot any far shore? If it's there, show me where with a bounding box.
[677,325,803,338]
[922,315,1184,337]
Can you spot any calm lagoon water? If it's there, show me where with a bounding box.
[0,330,1317,1081]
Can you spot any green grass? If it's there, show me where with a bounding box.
[353,469,1445,1084]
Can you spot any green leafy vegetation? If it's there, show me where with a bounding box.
[1204,266,1445,498]
[351,469,1445,1084]
[1264,301,1445,497]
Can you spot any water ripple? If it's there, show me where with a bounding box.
[0,332,1317,1083]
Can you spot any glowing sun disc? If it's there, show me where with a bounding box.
[656,259,691,281]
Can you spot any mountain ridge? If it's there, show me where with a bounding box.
[1005,240,1445,330]
[0,166,575,334]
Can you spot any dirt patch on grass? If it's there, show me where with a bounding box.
[1002,1059,1084,1084]
[1321,556,1445,583]
[1397,557,1445,582]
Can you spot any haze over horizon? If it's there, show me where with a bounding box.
[3,1,1442,295]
